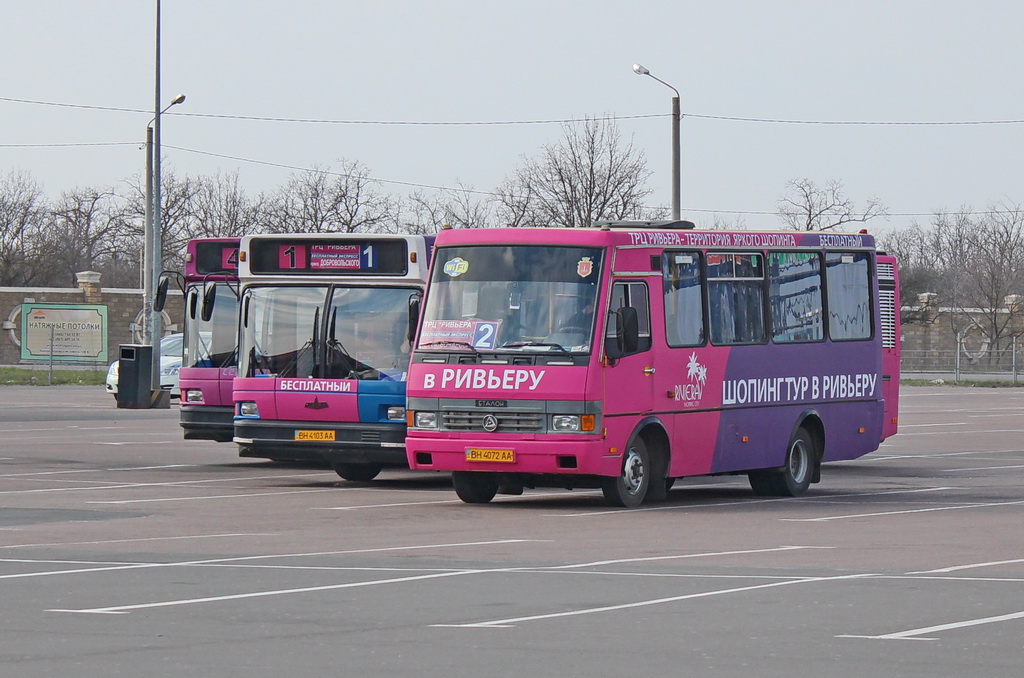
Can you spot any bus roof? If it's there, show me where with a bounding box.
[432,226,877,251]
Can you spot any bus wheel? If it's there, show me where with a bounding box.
[602,438,650,508]
[452,471,499,504]
[748,428,814,497]
[332,463,382,482]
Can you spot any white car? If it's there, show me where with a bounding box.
[105,333,184,399]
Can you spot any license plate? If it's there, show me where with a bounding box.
[295,430,335,441]
[465,448,515,463]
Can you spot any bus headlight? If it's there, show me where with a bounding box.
[387,406,406,421]
[552,414,596,432]
[413,411,437,429]
[552,415,580,431]
[184,389,204,404]
[238,401,260,418]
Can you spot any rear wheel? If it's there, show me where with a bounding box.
[452,471,499,504]
[602,438,650,508]
[748,428,815,497]
[332,463,382,482]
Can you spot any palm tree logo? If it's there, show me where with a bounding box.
[686,352,707,385]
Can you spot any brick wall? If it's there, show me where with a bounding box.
[0,273,184,367]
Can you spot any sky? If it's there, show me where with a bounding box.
[3,0,1023,234]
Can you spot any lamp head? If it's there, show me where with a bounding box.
[632,64,650,76]
[170,94,186,105]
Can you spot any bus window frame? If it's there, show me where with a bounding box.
[823,251,875,343]
[767,250,826,345]
[663,250,707,349]
[705,251,769,347]
[605,280,652,357]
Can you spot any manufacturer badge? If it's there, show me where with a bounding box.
[482,414,499,432]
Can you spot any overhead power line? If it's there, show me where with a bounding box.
[3,95,1024,126]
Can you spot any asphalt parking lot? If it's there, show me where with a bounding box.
[1,385,1022,677]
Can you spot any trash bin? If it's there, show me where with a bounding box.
[116,344,169,409]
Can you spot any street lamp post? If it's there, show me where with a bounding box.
[143,0,185,398]
[142,93,185,351]
[633,64,680,220]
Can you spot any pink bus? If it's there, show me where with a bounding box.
[405,222,900,506]
[164,238,241,442]
[232,233,433,478]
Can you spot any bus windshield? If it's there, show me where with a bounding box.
[240,285,414,381]
[419,245,603,353]
[184,282,239,369]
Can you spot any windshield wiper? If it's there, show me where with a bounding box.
[421,340,478,353]
[500,340,570,354]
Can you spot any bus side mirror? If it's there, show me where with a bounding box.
[408,294,422,342]
[200,284,217,322]
[605,307,639,359]
[154,276,170,312]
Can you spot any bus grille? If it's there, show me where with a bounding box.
[442,410,544,432]
[879,289,897,348]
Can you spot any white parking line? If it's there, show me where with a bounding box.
[87,488,341,504]
[12,539,538,585]
[910,558,1024,574]
[2,533,279,549]
[942,464,1024,472]
[0,471,335,496]
[782,497,1024,522]
[45,545,817,616]
[434,573,877,628]
[838,610,1024,641]
[51,570,484,615]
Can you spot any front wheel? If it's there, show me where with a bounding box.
[332,463,382,482]
[452,471,499,504]
[602,438,651,508]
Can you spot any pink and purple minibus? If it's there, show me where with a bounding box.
[232,233,433,478]
[405,221,900,506]
[174,238,240,442]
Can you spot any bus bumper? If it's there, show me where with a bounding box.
[234,419,409,466]
[406,434,619,477]
[180,405,235,442]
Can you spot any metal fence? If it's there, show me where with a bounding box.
[902,336,1021,383]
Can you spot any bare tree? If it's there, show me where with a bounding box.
[777,178,887,231]
[189,171,266,239]
[401,185,495,233]
[495,117,654,228]
[884,205,1024,358]
[266,161,396,234]
[0,171,47,285]
[122,167,202,275]
[42,188,133,286]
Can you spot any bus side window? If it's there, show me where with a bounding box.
[606,281,652,355]
[825,252,872,340]
[664,251,705,346]
[707,253,766,345]
[769,252,824,343]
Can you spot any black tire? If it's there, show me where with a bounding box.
[452,471,499,504]
[748,428,815,497]
[601,437,651,508]
[332,463,383,482]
